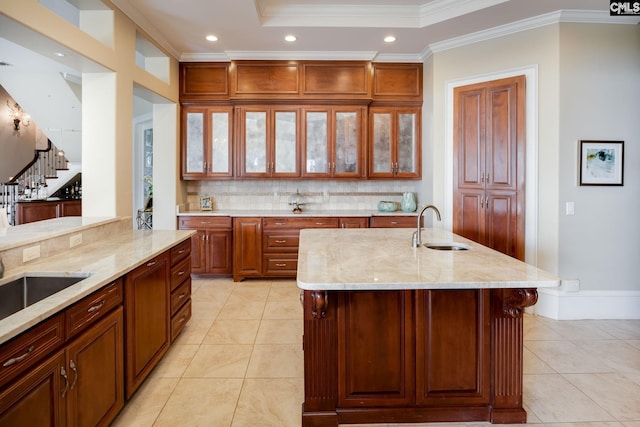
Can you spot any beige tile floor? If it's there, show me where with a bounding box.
[112,278,640,427]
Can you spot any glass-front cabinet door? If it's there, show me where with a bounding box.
[303,107,364,178]
[369,107,421,179]
[182,106,233,179]
[237,107,300,178]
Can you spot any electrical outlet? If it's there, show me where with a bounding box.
[70,233,83,248]
[565,201,575,215]
[23,245,41,262]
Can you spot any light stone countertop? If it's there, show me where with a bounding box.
[176,209,420,217]
[296,228,560,290]
[0,228,194,345]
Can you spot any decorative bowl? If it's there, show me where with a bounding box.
[377,201,398,212]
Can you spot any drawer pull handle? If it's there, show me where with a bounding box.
[275,222,286,226]
[178,292,186,300]
[178,315,186,324]
[391,221,399,224]
[146,260,157,267]
[275,263,287,267]
[315,222,325,225]
[3,345,35,367]
[61,366,69,398]
[275,240,287,244]
[178,249,186,254]
[177,270,186,276]
[199,221,212,225]
[69,360,78,390]
[87,300,106,313]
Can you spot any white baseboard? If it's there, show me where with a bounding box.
[534,288,640,320]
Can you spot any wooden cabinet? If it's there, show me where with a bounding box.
[236,107,300,178]
[124,252,170,398]
[0,350,66,427]
[302,107,365,178]
[369,107,421,179]
[169,240,192,342]
[338,217,368,228]
[453,76,525,260]
[0,280,124,427]
[178,216,232,275]
[15,200,82,225]
[370,215,419,228]
[182,106,233,179]
[233,218,263,281]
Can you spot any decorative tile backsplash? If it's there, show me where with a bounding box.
[187,180,421,211]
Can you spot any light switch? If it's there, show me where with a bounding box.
[565,201,575,215]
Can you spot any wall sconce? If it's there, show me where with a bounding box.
[7,100,31,131]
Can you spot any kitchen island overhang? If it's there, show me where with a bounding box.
[297,228,560,427]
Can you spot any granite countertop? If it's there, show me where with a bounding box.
[0,228,194,345]
[177,209,420,217]
[296,228,560,291]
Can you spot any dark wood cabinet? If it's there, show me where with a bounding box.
[233,217,263,281]
[0,350,66,427]
[169,240,192,342]
[369,107,421,179]
[182,106,233,179]
[179,216,232,275]
[124,252,170,398]
[338,217,368,228]
[370,215,419,228]
[15,200,81,225]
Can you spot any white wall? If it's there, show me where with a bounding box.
[558,23,640,292]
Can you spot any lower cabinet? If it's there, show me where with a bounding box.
[178,216,232,275]
[233,217,263,281]
[0,284,124,427]
[15,200,82,225]
[124,252,170,399]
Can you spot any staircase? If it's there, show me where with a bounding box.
[1,139,75,225]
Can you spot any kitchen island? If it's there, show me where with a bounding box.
[297,227,559,426]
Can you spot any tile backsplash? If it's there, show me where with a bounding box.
[187,180,422,211]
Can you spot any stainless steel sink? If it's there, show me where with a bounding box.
[424,243,471,251]
[0,273,92,320]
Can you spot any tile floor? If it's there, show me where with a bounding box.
[112,278,640,427]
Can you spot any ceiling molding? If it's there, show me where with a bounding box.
[180,53,232,62]
[111,0,180,60]
[373,53,424,63]
[429,9,639,54]
[225,51,379,61]
[256,0,508,28]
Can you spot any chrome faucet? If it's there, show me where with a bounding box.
[412,205,441,247]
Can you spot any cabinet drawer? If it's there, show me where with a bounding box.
[170,279,191,316]
[264,254,298,276]
[171,239,191,266]
[170,256,191,291]
[65,279,123,339]
[263,232,300,252]
[179,216,232,230]
[171,300,192,342]
[370,216,418,228]
[263,217,339,229]
[0,313,64,386]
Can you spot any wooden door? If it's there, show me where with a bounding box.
[207,230,233,274]
[453,76,525,260]
[233,218,262,281]
[66,307,124,427]
[415,290,490,406]
[189,231,206,274]
[337,290,414,407]
[125,253,170,398]
[0,351,66,427]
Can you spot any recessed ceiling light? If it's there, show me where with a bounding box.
[384,35,396,43]
[54,52,65,57]
[206,35,218,42]
[285,35,297,42]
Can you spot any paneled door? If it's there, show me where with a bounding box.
[453,75,525,260]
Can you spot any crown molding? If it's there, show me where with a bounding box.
[373,53,425,63]
[226,51,378,61]
[430,10,640,53]
[180,53,231,63]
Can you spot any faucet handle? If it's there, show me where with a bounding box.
[411,231,419,248]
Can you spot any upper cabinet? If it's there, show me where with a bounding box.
[369,107,421,179]
[179,61,423,180]
[237,106,300,178]
[303,107,365,178]
[182,106,233,179]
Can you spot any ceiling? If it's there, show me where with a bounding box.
[110,0,618,62]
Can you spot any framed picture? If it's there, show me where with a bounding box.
[200,196,212,211]
[579,140,624,186]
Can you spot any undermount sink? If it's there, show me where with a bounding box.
[424,243,471,251]
[0,272,92,321]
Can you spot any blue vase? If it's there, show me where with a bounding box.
[401,192,417,212]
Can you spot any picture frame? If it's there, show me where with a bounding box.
[199,196,212,211]
[579,140,624,186]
